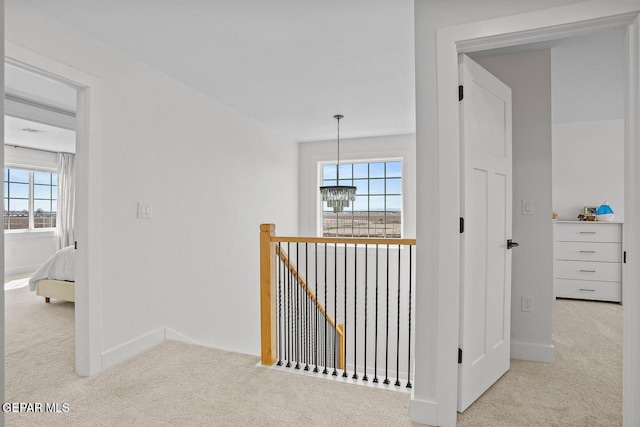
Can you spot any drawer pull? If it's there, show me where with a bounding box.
[580,231,596,234]
[579,269,596,273]
[579,250,596,254]
[579,288,596,292]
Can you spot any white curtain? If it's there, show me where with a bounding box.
[57,153,76,250]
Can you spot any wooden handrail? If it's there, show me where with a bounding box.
[271,236,416,246]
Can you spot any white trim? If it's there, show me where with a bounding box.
[415,2,640,426]
[623,15,640,427]
[510,341,555,364]
[164,327,198,344]
[5,42,104,376]
[101,328,165,370]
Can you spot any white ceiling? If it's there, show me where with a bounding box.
[19,0,416,142]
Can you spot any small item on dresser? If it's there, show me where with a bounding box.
[577,214,586,221]
[596,201,615,221]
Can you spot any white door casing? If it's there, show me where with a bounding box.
[458,54,513,412]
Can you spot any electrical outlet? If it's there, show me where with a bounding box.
[522,296,534,312]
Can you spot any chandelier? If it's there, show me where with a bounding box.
[320,114,356,213]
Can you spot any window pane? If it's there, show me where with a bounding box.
[52,200,58,212]
[3,168,8,181]
[386,161,402,177]
[369,162,385,178]
[338,164,352,179]
[386,178,402,194]
[52,174,58,186]
[34,184,52,199]
[8,198,28,212]
[323,164,337,180]
[387,195,402,211]
[353,163,368,179]
[338,179,353,187]
[369,179,385,195]
[8,169,29,183]
[322,179,336,187]
[352,196,368,212]
[369,195,385,211]
[52,186,58,200]
[34,171,52,185]
[9,183,29,198]
[353,179,368,195]
[34,200,52,213]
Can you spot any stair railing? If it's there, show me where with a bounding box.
[260,223,416,388]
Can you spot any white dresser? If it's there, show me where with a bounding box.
[553,221,623,302]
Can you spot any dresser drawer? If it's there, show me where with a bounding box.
[555,279,621,302]
[555,260,621,282]
[555,241,622,262]
[555,223,621,243]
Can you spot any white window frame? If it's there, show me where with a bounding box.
[319,159,404,238]
[4,165,58,233]
[298,134,416,239]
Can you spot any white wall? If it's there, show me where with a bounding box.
[298,133,416,238]
[4,146,59,274]
[475,50,556,362]
[551,29,625,221]
[6,0,298,363]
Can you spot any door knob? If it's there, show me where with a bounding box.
[507,239,519,249]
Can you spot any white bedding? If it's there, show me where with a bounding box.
[29,245,76,291]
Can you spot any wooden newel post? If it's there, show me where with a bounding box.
[260,223,277,365]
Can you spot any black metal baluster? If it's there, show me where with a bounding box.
[295,243,300,369]
[342,243,348,378]
[373,244,379,383]
[277,243,283,366]
[407,245,413,389]
[363,244,369,382]
[331,243,346,376]
[323,243,329,375]
[305,243,310,371]
[314,243,319,373]
[395,244,402,386]
[384,244,390,385]
[352,243,358,380]
[286,242,292,368]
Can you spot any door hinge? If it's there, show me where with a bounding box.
[74,241,78,250]
[459,85,463,101]
[458,348,462,364]
[460,217,464,234]
[624,251,627,263]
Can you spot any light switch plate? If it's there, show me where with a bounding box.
[137,202,152,219]
[522,199,534,215]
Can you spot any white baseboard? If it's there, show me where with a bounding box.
[101,327,165,370]
[101,326,202,371]
[410,397,438,425]
[164,327,197,344]
[511,341,555,363]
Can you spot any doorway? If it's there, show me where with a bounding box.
[5,42,104,377]
[424,4,640,427]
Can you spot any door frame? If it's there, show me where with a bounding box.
[427,2,640,426]
[5,42,104,376]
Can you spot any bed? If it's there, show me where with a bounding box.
[28,245,76,303]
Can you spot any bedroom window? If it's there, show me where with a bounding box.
[4,168,57,231]
[321,161,402,238]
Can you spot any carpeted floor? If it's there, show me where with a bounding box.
[4,286,622,426]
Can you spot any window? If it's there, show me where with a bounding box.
[4,168,57,231]
[321,161,402,238]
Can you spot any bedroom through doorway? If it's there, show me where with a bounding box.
[4,62,78,370]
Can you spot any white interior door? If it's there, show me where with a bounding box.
[458,54,513,412]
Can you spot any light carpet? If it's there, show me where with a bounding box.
[4,286,621,426]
